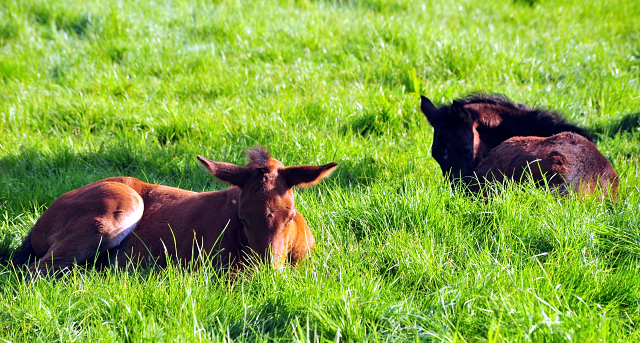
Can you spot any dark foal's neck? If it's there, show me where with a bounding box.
[467,96,593,151]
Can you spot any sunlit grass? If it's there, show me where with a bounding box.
[1,0,639,341]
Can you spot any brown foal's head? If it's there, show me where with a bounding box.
[197,147,337,265]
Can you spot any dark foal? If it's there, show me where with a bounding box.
[420,94,593,183]
[13,147,338,274]
[469,132,619,200]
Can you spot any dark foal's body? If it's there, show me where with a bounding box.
[13,147,337,274]
[468,132,618,200]
[420,94,618,199]
[420,94,592,182]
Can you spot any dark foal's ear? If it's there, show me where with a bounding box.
[420,95,440,126]
[280,162,338,188]
[197,156,251,187]
[451,100,473,125]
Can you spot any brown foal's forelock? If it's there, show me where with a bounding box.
[12,146,337,274]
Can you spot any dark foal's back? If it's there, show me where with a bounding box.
[470,132,618,201]
[420,94,592,182]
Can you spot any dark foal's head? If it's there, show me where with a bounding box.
[420,96,486,182]
[197,147,337,264]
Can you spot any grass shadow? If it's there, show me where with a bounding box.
[341,107,398,137]
[312,0,411,13]
[227,298,299,339]
[591,112,640,139]
[30,2,95,38]
[331,155,382,188]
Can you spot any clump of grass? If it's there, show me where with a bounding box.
[347,107,400,136]
[0,0,639,340]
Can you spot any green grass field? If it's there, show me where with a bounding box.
[1,0,640,341]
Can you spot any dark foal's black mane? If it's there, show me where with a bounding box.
[461,94,594,142]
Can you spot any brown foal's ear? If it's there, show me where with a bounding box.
[451,100,473,125]
[280,162,338,188]
[420,95,440,126]
[197,156,251,187]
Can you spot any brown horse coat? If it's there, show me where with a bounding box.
[13,147,338,274]
[468,132,618,200]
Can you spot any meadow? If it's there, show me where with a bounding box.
[1,0,640,341]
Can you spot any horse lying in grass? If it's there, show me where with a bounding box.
[12,147,337,274]
[420,94,618,199]
[468,132,619,200]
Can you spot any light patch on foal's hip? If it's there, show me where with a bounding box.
[104,192,144,250]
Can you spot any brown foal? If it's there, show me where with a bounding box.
[13,147,337,274]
